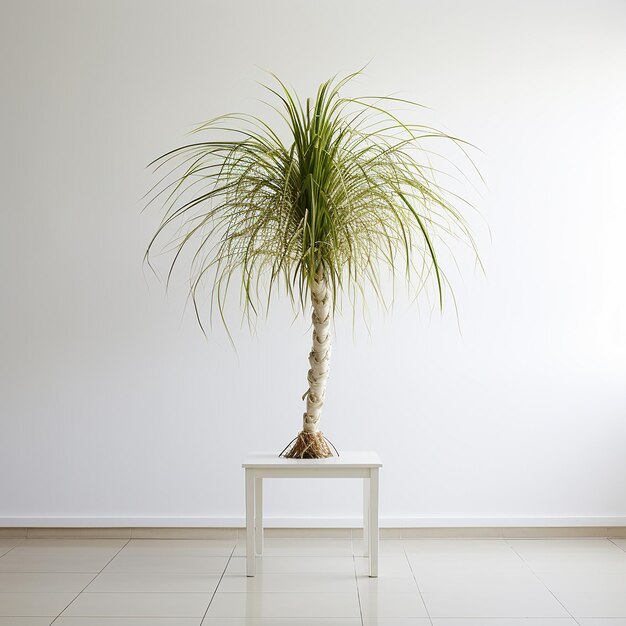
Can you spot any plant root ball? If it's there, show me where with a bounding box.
[280,431,335,459]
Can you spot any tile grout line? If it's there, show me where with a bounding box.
[608,537,626,552]
[0,536,27,561]
[350,533,364,626]
[48,537,131,624]
[403,541,434,626]
[0,570,101,575]
[504,537,582,626]
[198,542,237,624]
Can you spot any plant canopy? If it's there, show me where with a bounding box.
[146,70,480,457]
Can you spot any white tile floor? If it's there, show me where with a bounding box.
[1,537,626,624]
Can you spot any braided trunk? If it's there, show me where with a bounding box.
[281,271,335,458]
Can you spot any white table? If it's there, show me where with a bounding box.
[242,451,382,577]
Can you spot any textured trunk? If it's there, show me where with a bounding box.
[303,272,332,433]
[280,270,335,458]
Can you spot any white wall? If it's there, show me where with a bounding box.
[1,0,625,527]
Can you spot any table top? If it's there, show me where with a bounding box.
[242,451,382,469]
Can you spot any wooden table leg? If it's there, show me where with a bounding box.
[363,477,370,557]
[245,469,255,576]
[369,467,379,577]
[255,477,263,555]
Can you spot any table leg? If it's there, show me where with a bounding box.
[369,467,379,577]
[363,477,370,557]
[245,469,255,576]
[255,477,263,555]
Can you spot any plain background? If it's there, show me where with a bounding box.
[1,0,625,527]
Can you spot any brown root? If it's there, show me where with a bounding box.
[279,430,337,459]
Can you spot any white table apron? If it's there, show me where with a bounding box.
[242,452,382,577]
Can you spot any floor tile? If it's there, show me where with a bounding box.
[537,569,626,592]
[520,552,626,567]
[202,617,362,626]
[612,539,626,552]
[357,574,419,593]
[0,592,76,616]
[60,593,212,617]
[412,567,546,592]
[131,528,236,540]
[85,572,221,593]
[576,617,626,626]
[0,618,54,626]
[406,551,529,573]
[555,591,626,617]
[355,556,413,577]
[508,539,622,554]
[53,617,202,626]
[16,539,126,551]
[0,572,95,592]
[226,556,355,575]
[508,539,626,570]
[403,539,513,554]
[7,548,122,561]
[26,529,130,540]
[2,536,624,622]
[362,620,431,626]
[218,571,356,593]
[205,592,360,618]
[422,590,570,617]
[104,554,229,574]
[0,539,23,557]
[359,593,429,618]
[123,539,235,556]
[353,540,407,557]
[233,538,353,557]
[433,617,572,626]
[0,553,111,573]
[528,560,626,574]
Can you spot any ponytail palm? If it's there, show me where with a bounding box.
[146,71,478,458]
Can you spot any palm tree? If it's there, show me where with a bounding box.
[146,71,479,458]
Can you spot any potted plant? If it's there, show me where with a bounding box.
[146,71,479,458]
